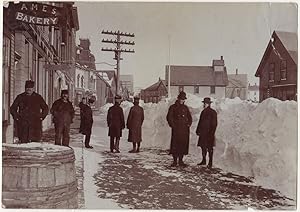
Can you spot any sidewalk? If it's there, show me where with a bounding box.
[41,114,85,209]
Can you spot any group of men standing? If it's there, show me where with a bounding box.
[107,95,144,153]
[10,80,218,168]
[167,91,218,168]
[10,80,75,147]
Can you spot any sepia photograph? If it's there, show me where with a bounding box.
[1,0,298,210]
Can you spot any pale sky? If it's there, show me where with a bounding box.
[75,2,297,88]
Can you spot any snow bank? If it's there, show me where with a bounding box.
[99,96,297,200]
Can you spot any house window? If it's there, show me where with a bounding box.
[269,63,275,82]
[194,86,199,94]
[77,74,80,87]
[81,76,84,88]
[179,86,184,92]
[210,86,215,94]
[280,60,287,80]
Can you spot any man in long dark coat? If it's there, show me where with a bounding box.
[107,95,125,153]
[127,97,144,153]
[80,98,94,149]
[196,97,218,168]
[79,97,87,134]
[167,91,192,167]
[50,90,75,147]
[10,80,49,143]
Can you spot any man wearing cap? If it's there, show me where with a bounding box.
[50,90,75,147]
[166,91,192,167]
[127,96,144,153]
[107,95,125,153]
[196,97,218,168]
[10,80,49,143]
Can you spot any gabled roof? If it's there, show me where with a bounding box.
[227,74,248,88]
[165,65,228,86]
[255,31,298,77]
[95,73,111,87]
[144,79,167,91]
[96,70,116,80]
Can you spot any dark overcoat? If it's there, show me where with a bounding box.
[10,92,49,142]
[107,104,125,138]
[50,99,75,125]
[80,104,93,135]
[196,107,218,149]
[79,102,85,133]
[127,105,144,143]
[166,100,192,155]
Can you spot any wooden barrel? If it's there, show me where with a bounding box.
[2,143,78,209]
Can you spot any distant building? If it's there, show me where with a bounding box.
[120,75,134,95]
[225,69,248,100]
[165,56,228,98]
[95,73,111,108]
[141,78,168,103]
[96,70,117,103]
[255,31,297,102]
[248,83,259,102]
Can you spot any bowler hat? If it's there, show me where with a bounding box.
[202,97,212,104]
[133,96,140,101]
[115,95,122,100]
[177,91,187,100]
[61,89,69,95]
[25,80,35,88]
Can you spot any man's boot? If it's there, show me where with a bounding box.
[198,147,207,165]
[178,155,187,167]
[129,143,136,153]
[136,142,141,152]
[207,149,213,168]
[110,137,114,152]
[171,155,178,167]
[114,138,120,153]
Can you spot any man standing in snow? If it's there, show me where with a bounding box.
[80,97,95,149]
[107,95,125,153]
[10,80,49,143]
[196,97,218,168]
[79,97,87,134]
[50,90,75,147]
[127,96,144,153]
[166,91,192,167]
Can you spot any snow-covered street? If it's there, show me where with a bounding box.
[69,111,296,210]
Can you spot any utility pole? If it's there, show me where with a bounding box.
[101,30,135,96]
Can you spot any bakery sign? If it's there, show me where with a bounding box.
[11,2,63,26]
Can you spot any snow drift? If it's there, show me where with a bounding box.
[100,95,297,200]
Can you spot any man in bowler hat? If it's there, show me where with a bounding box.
[80,97,95,148]
[167,91,192,167]
[127,96,144,153]
[196,97,218,168]
[50,89,75,147]
[107,95,125,153]
[10,80,49,143]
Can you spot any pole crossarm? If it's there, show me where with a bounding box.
[101,29,135,96]
[102,39,135,45]
[101,30,135,37]
[101,48,135,53]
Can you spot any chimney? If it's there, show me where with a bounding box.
[236,68,238,75]
[221,56,223,60]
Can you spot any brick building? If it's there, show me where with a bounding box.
[2,2,79,143]
[141,78,167,103]
[255,31,297,102]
